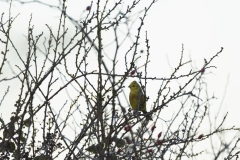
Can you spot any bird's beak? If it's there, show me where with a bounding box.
[128,85,130,88]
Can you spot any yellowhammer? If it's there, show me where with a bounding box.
[128,81,152,120]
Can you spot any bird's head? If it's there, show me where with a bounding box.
[129,81,140,91]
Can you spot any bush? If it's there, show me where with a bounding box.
[0,0,239,159]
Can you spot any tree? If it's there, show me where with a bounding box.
[0,0,239,159]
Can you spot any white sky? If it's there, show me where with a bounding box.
[0,0,240,159]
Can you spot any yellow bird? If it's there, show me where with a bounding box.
[128,81,152,120]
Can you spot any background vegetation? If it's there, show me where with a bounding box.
[0,0,239,159]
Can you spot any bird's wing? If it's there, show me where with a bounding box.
[139,92,147,113]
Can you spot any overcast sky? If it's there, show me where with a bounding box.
[0,0,240,158]
[1,0,237,125]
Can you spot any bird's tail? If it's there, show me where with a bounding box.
[143,111,153,121]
